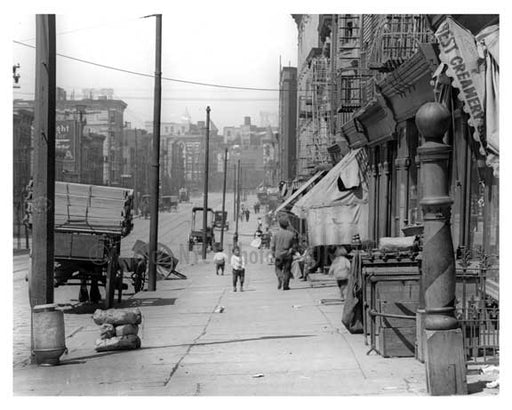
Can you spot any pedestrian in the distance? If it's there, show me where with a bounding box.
[212,247,228,275]
[270,216,296,290]
[230,246,245,292]
[245,208,250,222]
[328,246,351,301]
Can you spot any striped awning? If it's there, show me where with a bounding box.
[274,170,326,214]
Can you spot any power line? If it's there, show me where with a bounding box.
[13,39,280,92]
[13,39,333,94]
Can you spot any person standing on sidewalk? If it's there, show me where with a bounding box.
[270,216,296,290]
[213,247,228,275]
[230,246,246,292]
[328,246,351,301]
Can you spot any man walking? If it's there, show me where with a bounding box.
[270,216,296,290]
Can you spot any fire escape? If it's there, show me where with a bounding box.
[297,47,331,176]
[363,14,434,102]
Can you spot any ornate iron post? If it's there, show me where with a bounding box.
[415,102,467,395]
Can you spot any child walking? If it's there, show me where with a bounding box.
[212,247,228,275]
[230,246,245,292]
[328,246,351,301]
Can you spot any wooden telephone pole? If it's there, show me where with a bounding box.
[219,148,228,249]
[201,106,211,260]
[148,14,162,291]
[30,14,56,308]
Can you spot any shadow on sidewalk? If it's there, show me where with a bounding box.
[61,297,177,315]
[60,334,316,364]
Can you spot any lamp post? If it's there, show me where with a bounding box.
[415,102,467,395]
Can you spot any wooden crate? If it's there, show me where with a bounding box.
[378,327,416,357]
[379,300,418,328]
[376,281,419,302]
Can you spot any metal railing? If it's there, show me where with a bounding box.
[456,249,499,365]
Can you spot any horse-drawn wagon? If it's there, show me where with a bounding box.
[26,182,134,308]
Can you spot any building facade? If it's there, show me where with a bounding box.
[328,14,499,257]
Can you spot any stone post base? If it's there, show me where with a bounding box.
[415,309,426,363]
[425,328,467,395]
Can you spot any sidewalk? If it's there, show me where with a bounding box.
[12,212,497,396]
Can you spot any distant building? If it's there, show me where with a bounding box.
[13,89,127,187]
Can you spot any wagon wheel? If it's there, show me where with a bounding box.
[153,243,176,279]
[133,241,177,284]
[104,243,119,309]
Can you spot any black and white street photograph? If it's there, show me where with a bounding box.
[6,0,505,402]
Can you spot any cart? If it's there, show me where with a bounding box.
[28,182,134,309]
[188,207,215,251]
[120,240,186,293]
[179,188,189,203]
[160,196,178,212]
[214,210,229,230]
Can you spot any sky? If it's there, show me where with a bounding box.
[11,5,298,131]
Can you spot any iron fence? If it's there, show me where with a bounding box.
[456,249,499,365]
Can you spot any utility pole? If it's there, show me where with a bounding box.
[148,14,162,291]
[202,106,211,260]
[219,147,228,250]
[30,14,56,308]
[234,159,241,247]
[134,128,138,213]
[233,163,237,222]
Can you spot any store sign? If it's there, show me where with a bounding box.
[56,120,76,161]
[435,17,486,156]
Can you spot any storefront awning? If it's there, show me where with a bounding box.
[274,170,326,214]
[291,148,369,246]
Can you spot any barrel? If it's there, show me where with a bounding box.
[32,304,66,366]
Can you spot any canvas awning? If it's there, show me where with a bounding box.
[274,170,326,214]
[291,149,369,246]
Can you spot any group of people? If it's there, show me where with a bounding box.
[270,215,351,299]
[211,209,352,300]
[212,245,246,292]
[239,204,251,222]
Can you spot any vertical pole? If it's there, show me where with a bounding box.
[415,102,467,395]
[220,148,228,249]
[234,159,240,246]
[202,107,211,259]
[134,128,138,213]
[76,109,83,183]
[30,14,56,308]
[233,163,237,222]
[148,14,162,291]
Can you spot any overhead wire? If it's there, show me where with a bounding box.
[13,39,331,95]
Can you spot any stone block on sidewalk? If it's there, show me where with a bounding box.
[115,324,139,337]
[93,307,142,326]
[99,323,115,340]
[95,334,141,352]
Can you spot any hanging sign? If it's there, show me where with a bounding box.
[435,17,487,156]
